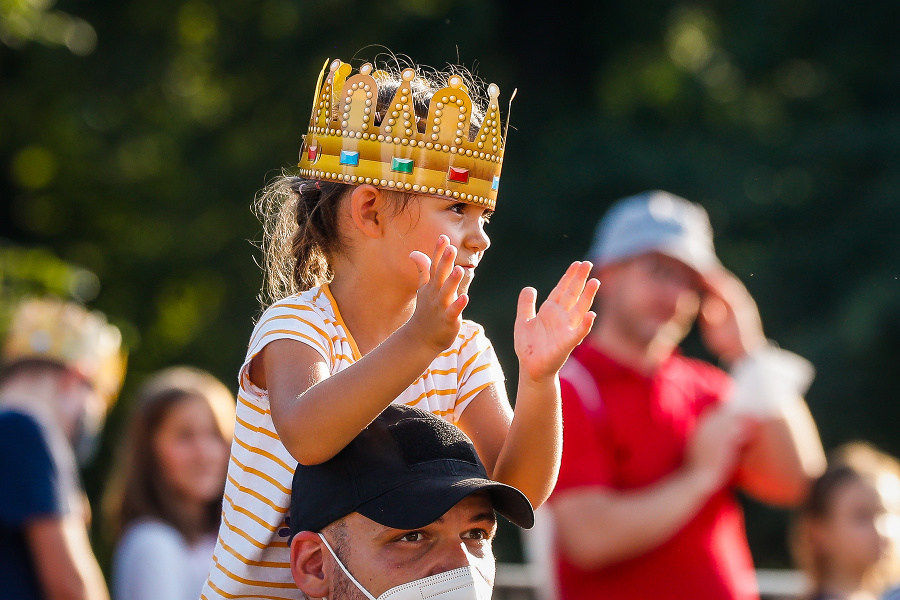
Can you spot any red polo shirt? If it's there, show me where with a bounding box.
[551,343,758,600]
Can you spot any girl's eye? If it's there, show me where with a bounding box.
[450,203,467,214]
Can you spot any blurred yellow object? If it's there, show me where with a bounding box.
[2,297,126,405]
[297,59,512,210]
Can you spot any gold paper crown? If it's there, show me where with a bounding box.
[2,298,126,405]
[297,59,512,210]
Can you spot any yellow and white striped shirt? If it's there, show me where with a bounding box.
[201,284,504,599]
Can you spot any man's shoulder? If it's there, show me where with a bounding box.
[0,407,40,427]
[561,343,631,392]
[0,408,69,525]
[0,409,48,452]
[563,343,611,377]
[664,353,731,387]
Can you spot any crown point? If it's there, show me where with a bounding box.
[330,59,341,71]
[360,63,373,75]
[449,75,462,88]
[402,68,415,81]
[488,83,499,96]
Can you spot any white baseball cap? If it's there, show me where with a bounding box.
[587,190,720,273]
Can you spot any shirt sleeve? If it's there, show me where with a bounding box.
[453,322,506,423]
[0,411,67,527]
[553,376,618,495]
[239,299,335,392]
[112,522,191,600]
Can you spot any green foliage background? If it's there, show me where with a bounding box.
[3,0,900,571]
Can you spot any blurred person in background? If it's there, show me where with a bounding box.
[103,367,234,600]
[548,190,827,600]
[0,297,125,600]
[792,442,900,600]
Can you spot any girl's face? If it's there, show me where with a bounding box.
[387,195,492,295]
[153,395,230,507]
[816,478,890,574]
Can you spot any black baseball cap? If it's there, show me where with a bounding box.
[289,404,534,536]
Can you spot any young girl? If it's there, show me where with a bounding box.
[201,57,598,599]
[791,442,900,600]
[105,367,235,600]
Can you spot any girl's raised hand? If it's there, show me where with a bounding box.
[407,235,469,352]
[515,261,600,382]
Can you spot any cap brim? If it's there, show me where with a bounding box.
[655,243,721,275]
[355,475,535,530]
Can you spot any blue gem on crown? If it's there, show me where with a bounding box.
[340,150,360,166]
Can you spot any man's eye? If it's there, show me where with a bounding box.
[462,529,489,540]
[400,532,425,542]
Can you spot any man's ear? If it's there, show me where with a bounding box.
[593,264,615,298]
[350,184,386,239]
[290,531,331,598]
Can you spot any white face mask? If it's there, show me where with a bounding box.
[317,533,493,600]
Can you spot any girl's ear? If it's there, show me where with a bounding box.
[350,184,386,238]
[290,531,331,598]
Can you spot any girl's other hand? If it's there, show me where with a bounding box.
[407,235,469,352]
[515,261,600,382]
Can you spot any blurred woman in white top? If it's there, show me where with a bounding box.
[104,366,235,600]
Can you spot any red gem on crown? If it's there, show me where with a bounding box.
[448,166,470,183]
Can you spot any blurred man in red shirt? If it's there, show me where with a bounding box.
[549,191,826,600]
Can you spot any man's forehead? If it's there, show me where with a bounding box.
[627,252,705,277]
[349,492,496,535]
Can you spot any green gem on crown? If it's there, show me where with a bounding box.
[391,157,414,174]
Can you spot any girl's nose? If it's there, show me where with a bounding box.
[466,222,490,254]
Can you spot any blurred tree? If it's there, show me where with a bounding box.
[2,0,899,573]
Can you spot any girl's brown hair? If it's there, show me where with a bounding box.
[103,366,235,544]
[255,59,491,307]
[790,441,900,596]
